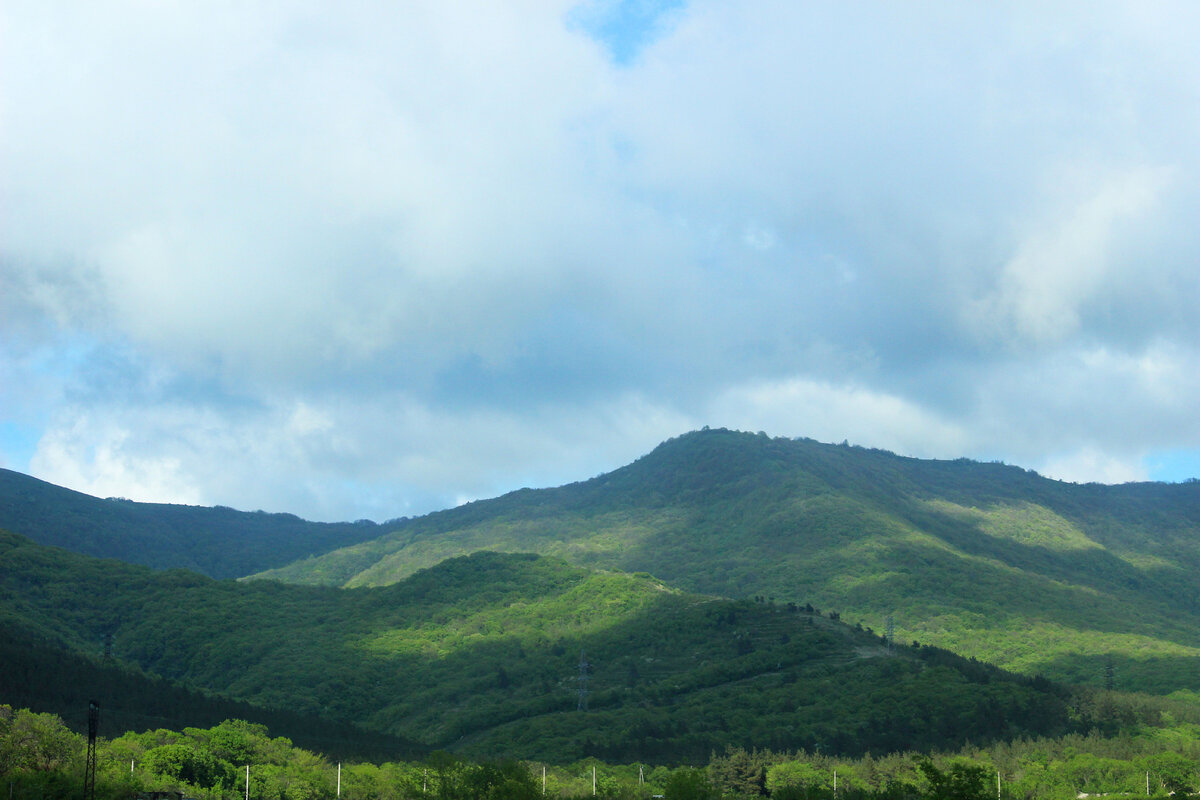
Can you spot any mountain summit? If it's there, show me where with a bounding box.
[254,428,1200,693]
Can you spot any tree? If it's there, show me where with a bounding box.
[142,742,234,790]
[665,767,716,800]
[0,706,79,773]
[767,761,828,798]
[916,758,990,800]
[709,747,768,797]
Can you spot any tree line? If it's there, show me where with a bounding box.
[3,704,1199,800]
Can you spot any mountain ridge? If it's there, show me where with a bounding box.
[0,468,386,578]
[5,429,1199,697]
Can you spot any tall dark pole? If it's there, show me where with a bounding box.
[84,701,98,800]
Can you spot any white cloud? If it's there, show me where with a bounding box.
[968,165,1174,345]
[1038,448,1147,486]
[28,388,692,521]
[708,377,972,461]
[3,2,1200,517]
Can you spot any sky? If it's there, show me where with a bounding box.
[2,1,1198,522]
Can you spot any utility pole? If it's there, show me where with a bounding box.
[84,701,98,800]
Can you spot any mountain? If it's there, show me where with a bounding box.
[0,468,385,578]
[0,529,1088,763]
[252,428,1200,694]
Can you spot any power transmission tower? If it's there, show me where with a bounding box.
[885,615,895,654]
[84,701,99,800]
[1104,656,1115,691]
[577,650,590,711]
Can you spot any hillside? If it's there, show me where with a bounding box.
[0,530,1087,763]
[0,625,423,763]
[253,428,1200,694]
[0,468,384,578]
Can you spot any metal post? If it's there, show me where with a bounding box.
[84,701,99,800]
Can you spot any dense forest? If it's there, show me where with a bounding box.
[0,626,422,763]
[252,429,1200,694]
[1,531,1101,762]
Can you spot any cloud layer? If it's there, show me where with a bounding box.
[2,2,1198,519]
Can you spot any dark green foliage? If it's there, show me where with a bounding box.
[0,530,1081,762]
[664,766,716,800]
[708,746,769,796]
[0,624,423,762]
[915,757,990,800]
[0,468,384,578]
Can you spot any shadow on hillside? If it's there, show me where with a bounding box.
[899,498,1198,610]
[1030,651,1200,695]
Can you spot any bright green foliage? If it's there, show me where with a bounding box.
[766,760,827,795]
[142,742,234,788]
[0,705,78,773]
[3,708,1200,800]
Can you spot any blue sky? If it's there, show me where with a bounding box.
[2,2,1198,520]
[570,0,685,65]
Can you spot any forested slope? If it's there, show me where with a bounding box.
[0,468,384,578]
[254,429,1200,693]
[0,530,1087,763]
[0,625,422,762]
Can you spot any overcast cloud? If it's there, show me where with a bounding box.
[2,1,1198,521]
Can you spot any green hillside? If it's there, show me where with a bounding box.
[0,468,385,578]
[0,625,422,763]
[253,429,1200,693]
[0,530,1088,763]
